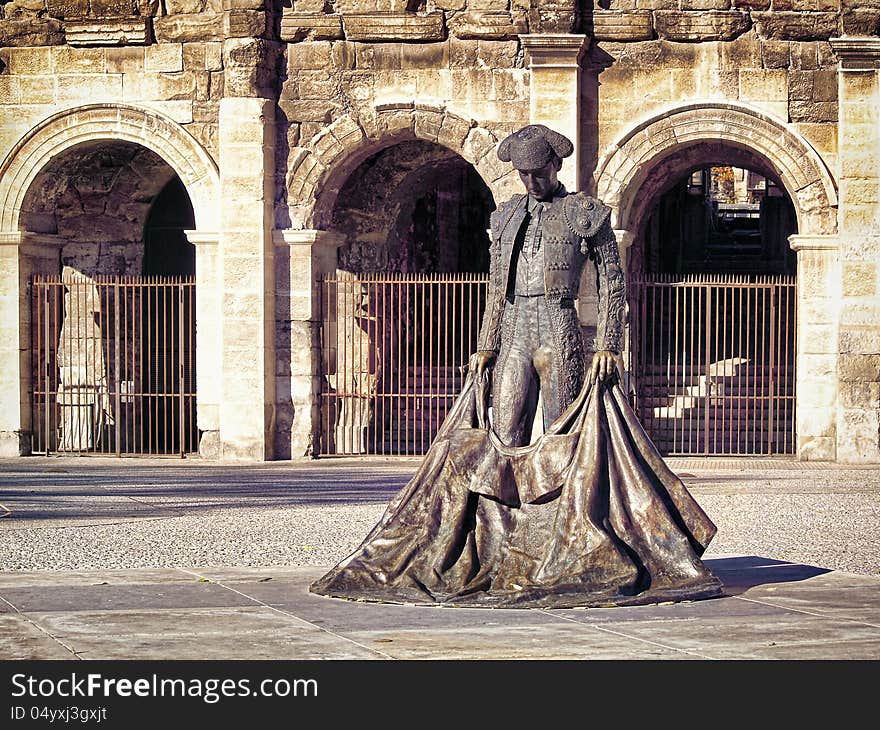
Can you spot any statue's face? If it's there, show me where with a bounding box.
[518,159,560,201]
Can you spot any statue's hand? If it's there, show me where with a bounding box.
[590,350,619,384]
[469,350,496,379]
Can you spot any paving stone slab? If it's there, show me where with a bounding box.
[1,582,261,613]
[26,607,384,660]
[222,581,579,633]
[341,625,704,660]
[0,615,73,660]
[595,614,880,660]
[546,595,805,625]
[0,568,194,588]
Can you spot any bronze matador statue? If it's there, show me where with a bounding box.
[310,124,723,609]
[470,124,626,446]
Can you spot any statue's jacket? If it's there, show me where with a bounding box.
[477,190,626,405]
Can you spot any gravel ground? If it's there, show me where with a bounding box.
[1,458,878,576]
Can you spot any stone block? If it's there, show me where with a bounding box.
[224,9,270,39]
[790,40,819,69]
[206,41,223,70]
[413,109,443,141]
[788,69,813,100]
[2,46,52,75]
[17,76,54,104]
[280,12,343,42]
[400,42,448,69]
[720,34,764,68]
[64,18,150,47]
[146,43,184,73]
[0,76,20,105]
[104,45,145,73]
[56,73,123,104]
[287,41,332,71]
[51,46,107,74]
[762,40,791,68]
[794,121,837,154]
[154,13,224,43]
[654,10,751,42]
[342,12,446,42]
[586,10,653,41]
[800,352,838,379]
[448,11,528,40]
[740,68,788,100]
[733,0,769,7]
[796,434,835,460]
[798,323,837,353]
[795,405,836,436]
[528,3,577,33]
[681,0,731,8]
[841,8,880,36]
[354,41,403,69]
[789,99,837,123]
[839,380,880,409]
[45,0,90,18]
[839,326,880,355]
[330,41,356,70]
[837,408,880,463]
[89,0,136,15]
[330,115,365,148]
[812,68,838,101]
[752,12,839,40]
[0,18,64,46]
[278,99,338,123]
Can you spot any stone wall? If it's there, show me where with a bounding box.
[1,2,879,460]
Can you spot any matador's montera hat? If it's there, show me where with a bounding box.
[497,124,574,171]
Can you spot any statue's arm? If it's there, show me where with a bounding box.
[591,219,626,356]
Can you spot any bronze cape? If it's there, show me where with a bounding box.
[311,372,723,608]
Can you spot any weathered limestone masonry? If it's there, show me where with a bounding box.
[1,2,879,461]
[829,37,880,463]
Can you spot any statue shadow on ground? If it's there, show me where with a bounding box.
[704,555,831,596]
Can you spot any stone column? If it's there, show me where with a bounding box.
[273,229,345,459]
[0,232,64,456]
[789,235,841,461]
[217,97,276,460]
[830,38,880,463]
[520,34,591,192]
[184,230,222,457]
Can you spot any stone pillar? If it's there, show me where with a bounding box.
[790,235,841,461]
[520,34,591,192]
[0,232,64,456]
[217,97,276,460]
[273,229,345,459]
[830,38,880,463]
[184,230,222,457]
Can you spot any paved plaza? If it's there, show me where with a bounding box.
[1,456,878,660]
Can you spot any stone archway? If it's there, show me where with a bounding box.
[595,101,838,238]
[283,102,517,231]
[0,103,219,233]
[0,104,220,456]
[595,102,840,460]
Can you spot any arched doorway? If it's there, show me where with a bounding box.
[320,140,495,454]
[597,104,837,457]
[614,146,801,455]
[22,142,199,455]
[0,103,219,457]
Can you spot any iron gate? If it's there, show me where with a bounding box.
[30,274,197,457]
[318,272,797,457]
[629,274,796,455]
[319,272,488,455]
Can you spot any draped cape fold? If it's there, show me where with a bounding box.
[310,371,723,608]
